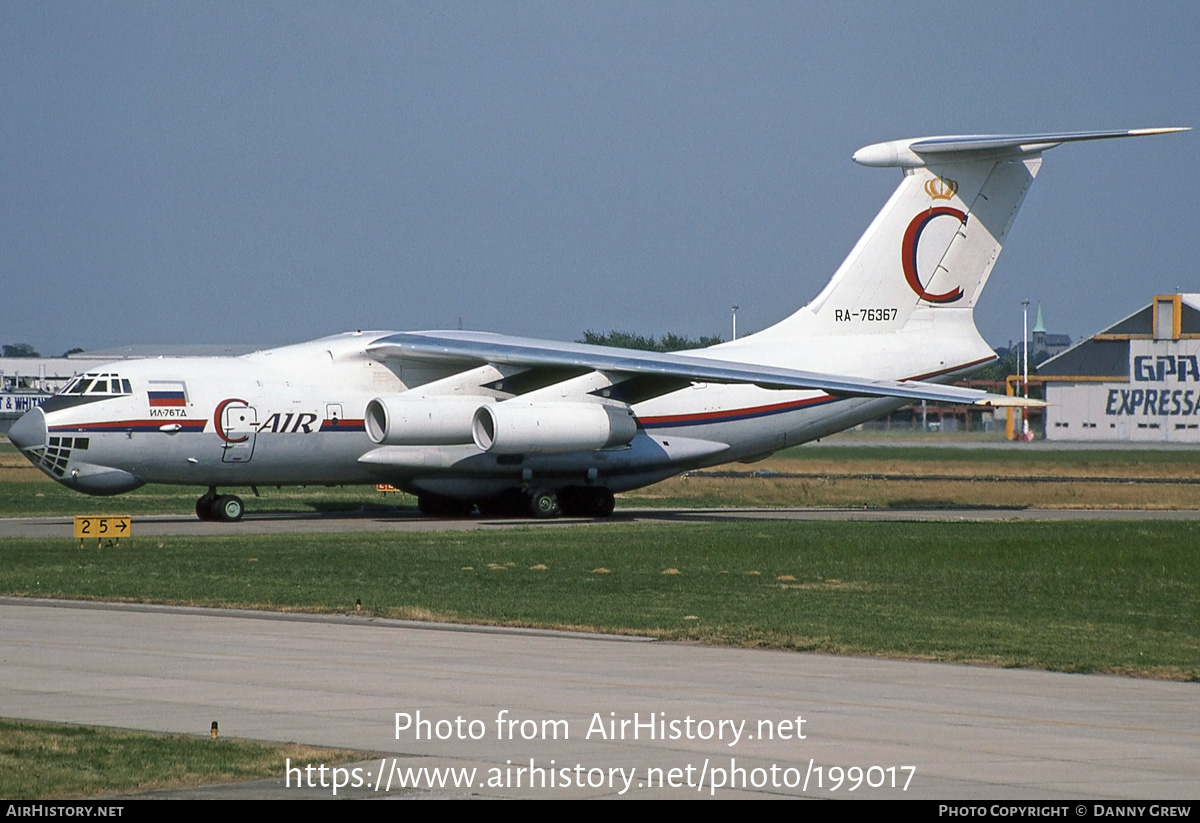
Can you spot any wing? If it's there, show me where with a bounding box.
[366,330,1040,408]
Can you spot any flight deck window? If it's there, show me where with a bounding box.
[58,374,131,397]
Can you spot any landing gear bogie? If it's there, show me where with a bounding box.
[477,489,526,518]
[195,488,244,522]
[417,493,474,518]
[559,487,615,518]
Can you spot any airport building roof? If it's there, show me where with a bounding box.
[1039,294,1200,378]
[74,343,267,359]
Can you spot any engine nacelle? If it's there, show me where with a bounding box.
[365,395,490,445]
[472,402,637,455]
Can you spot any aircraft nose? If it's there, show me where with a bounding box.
[8,407,47,451]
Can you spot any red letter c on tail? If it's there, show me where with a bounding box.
[902,208,966,304]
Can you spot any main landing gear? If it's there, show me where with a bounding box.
[470,486,615,520]
[195,487,245,522]
[558,487,615,519]
[416,493,474,518]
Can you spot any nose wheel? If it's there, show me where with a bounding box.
[195,488,244,522]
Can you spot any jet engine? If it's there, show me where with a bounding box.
[472,401,637,454]
[365,395,489,445]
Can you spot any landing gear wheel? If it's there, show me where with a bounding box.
[559,487,614,518]
[478,489,526,518]
[527,489,561,519]
[418,493,473,518]
[195,489,218,521]
[588,488,615,518]
[210,494,244,522]
[558,488,583,517]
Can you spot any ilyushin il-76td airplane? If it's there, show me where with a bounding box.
[10,128,1185,521]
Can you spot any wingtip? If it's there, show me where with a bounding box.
[973,397,1047,409]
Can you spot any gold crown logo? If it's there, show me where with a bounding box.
[924,177,958,200]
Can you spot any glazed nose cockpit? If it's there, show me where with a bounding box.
[9,384,145,496]
[8,406,47,453]
[8,406,85,481]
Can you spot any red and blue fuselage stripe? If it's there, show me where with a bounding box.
[640,394,836,427]
[49,419,367,435]
[638,357,995,428]
[320,418,365,431]
[50,420,208,434]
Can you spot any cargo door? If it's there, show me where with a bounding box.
[220,402,258,463]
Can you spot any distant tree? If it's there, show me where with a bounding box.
[976,350,1040,381]
[2,343,39,358]
[578,330,723,353]
[60,347,85,358]
[976,352,1018,381]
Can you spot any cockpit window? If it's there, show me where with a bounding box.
[58,373,132,397]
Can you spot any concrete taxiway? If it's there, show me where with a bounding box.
[1,597,1196,799]
[3,506,1200,539]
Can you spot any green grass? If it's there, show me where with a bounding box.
[2,521,1196,679]
[0,718,361,799]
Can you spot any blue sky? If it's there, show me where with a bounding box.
[3,2,1197,356]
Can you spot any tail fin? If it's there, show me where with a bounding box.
[759,129,1186,339]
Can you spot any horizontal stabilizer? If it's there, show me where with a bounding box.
[853,127,1188,168]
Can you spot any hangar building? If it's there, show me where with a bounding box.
[1038,294,1200,443]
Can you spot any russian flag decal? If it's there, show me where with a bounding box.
[147,381,188,407]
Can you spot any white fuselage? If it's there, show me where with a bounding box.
[18,317,992,499]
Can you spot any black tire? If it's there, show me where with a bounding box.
[559,487,614,518]
[558,487,584,517]
[418,493,474,518]
[211,494,244,522]
[588,488,615,518]
[478,489,526,518]
[195,492,217,521]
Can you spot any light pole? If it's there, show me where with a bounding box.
[1020,299,1030,439]
[731,304,739,341]
[1020,300,1030,395]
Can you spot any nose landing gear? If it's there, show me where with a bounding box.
[195,487,245,522]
